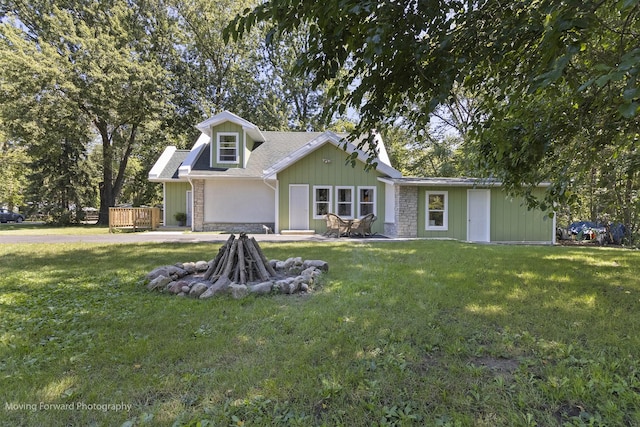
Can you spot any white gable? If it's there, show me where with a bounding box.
[195,111,265,142]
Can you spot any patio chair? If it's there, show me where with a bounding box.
[324,213,351,237]
[349,213,377,237]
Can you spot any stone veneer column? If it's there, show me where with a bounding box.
[192,179,204,232]
[395,185,418,238]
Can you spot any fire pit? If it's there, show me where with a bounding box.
[144,233,328,299]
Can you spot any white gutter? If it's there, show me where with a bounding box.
[187,178,195,232]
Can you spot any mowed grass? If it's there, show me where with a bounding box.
[0,223,110,235]
[1,240,639,426]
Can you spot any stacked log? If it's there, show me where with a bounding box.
[203,233,278,288]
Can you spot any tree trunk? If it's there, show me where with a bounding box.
[95,120,138,226]
[97,119,114,225]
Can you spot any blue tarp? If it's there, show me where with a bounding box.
[567,221,627,245]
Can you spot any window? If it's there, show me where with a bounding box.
[216,132,239,164]
[335,186,354,218]
[358,187,376,217]
[313,186,332,218]
[426,191,448,230]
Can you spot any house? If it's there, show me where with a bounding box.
[381,177,555,243]
[149,111,556,243]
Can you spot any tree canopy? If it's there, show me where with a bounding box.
[1,0,177,223]
[227,0,639,213]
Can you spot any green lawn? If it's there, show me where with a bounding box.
[0,223,111,235]
[1,240,639,426]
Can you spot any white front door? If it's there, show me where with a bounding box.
[289,185,309,230]
[186,191,193,227]
[467,189,490,242]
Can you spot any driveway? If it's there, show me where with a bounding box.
[0,231,343,245]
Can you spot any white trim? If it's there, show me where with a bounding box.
[313,185,333,219]
[187,178,195,231]
[425,191,449,231]
[162,183,167,225]
[148,146,176,181]
[216,132,240,164]
[195,110,265,141]
[274,180,280,233]
[179,133,209,177]
[467,189,491,242]
[379,177,552,188]
[243,129,248,168]
[357,186,377,217]
[335,186,355,219]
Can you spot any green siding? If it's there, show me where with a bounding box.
[417,187,468,239]
[211,122,244,168]
[490,188,552,242]
[164,182,190,226]
[277,143,387,233]
[416,186,553,242]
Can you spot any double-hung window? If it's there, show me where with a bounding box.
[217,132,239,164]
[313,186,332,218]
[335,186,354,218]
[358,187,376,216]
[426,191,448,230]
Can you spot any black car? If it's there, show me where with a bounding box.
[0,208,24,223]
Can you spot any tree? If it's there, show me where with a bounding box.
[226,0,640,209]
[261,24,329,130]
[0,0,176,224]
[0,130,28,211]
[171,0,288,131]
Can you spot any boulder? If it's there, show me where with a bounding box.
[189,282,209,298]
[229,283,249,299]
[200,280,230,299]
[168,281,186,294]
[275,278,300,294]
[284,257,302,269]
[195,260,209,272]
[147,275,172,291]
[249,281,273,295]
[147,265,189,281]
[302,260,329,272]
[182,262,197,274]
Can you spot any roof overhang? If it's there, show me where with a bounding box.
[195,110,265,142]
[148,146,176,182]
[178,133,209,177]
[378,177,552,187]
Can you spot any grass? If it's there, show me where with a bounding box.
[0,223,111,235]
[1,240,639,426]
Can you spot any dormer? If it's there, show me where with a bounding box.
[195,111,265,169]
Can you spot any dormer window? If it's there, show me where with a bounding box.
[217,132,239,164]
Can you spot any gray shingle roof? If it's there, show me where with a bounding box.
[157,150,190,180]
[189,131,329,178]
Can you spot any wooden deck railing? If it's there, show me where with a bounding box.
[109,207,161,233]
